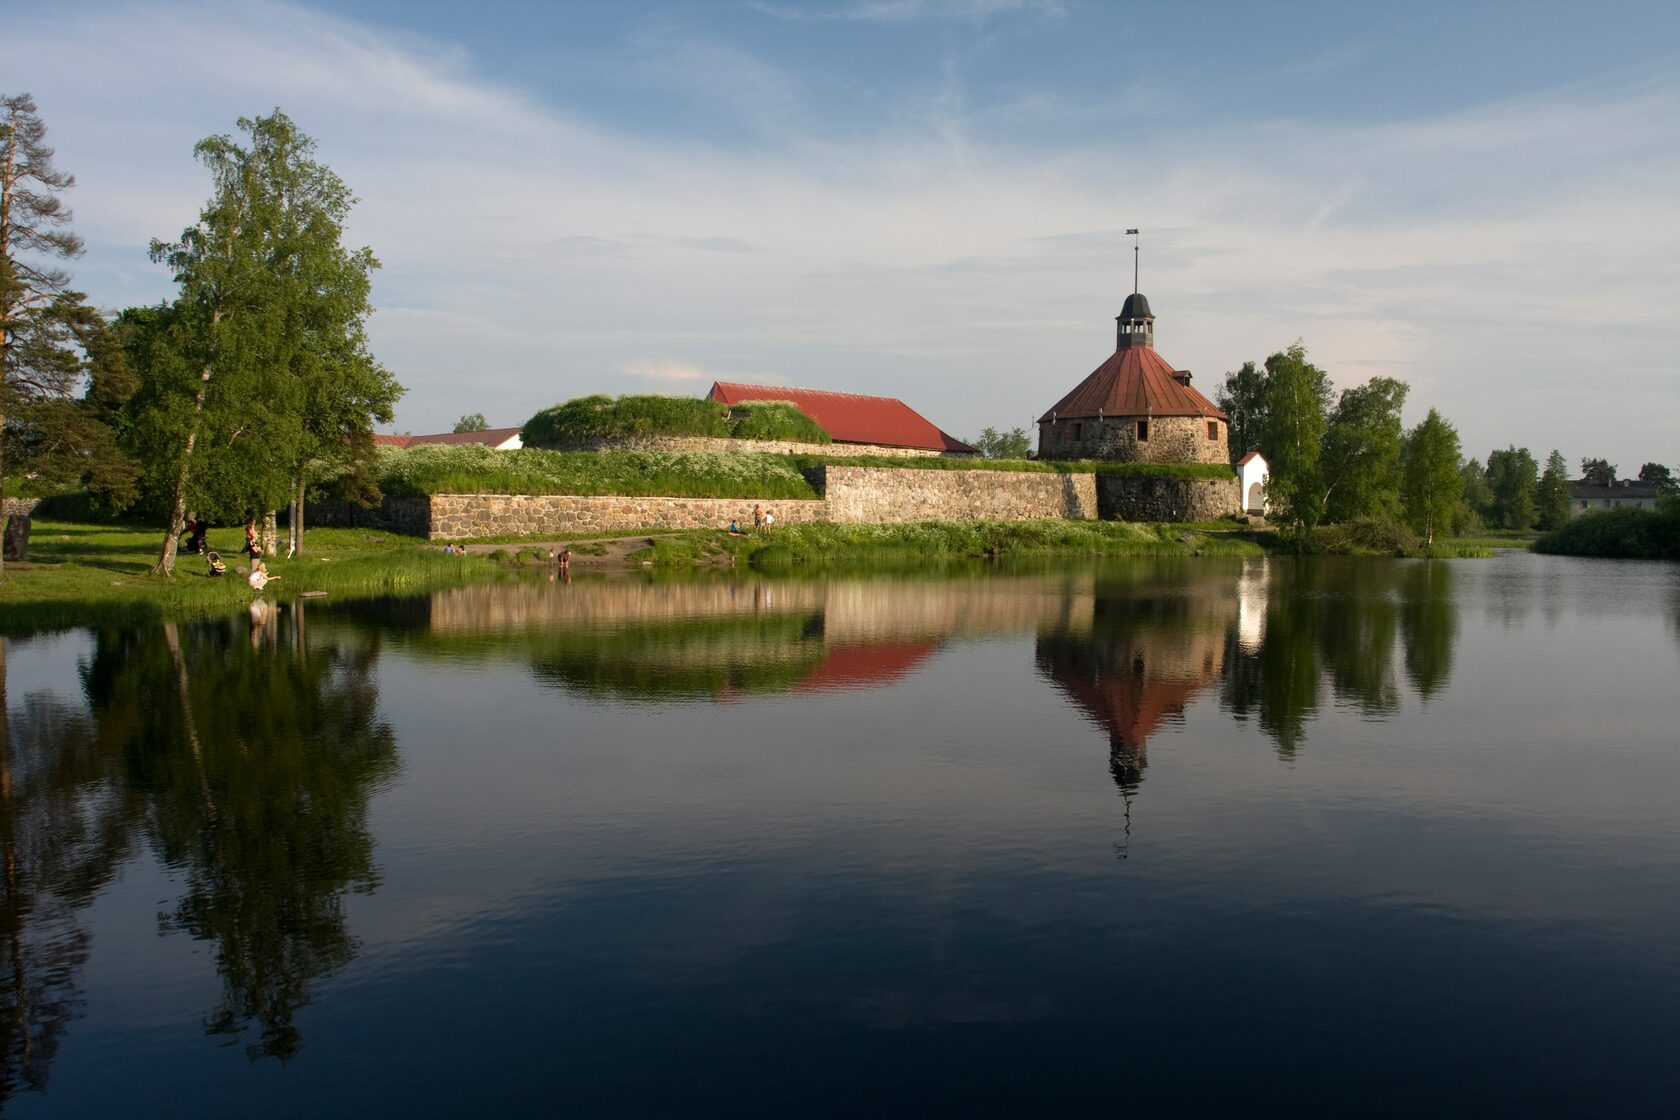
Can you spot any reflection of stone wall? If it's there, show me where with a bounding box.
[1040,415,1228,464]
[425,573,1099,641]
[816,466,1098,523]
[545,435,951,458]
[429,494,829,540]
[1096,475,1238,522]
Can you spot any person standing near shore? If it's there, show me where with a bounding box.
[752,505,765,531]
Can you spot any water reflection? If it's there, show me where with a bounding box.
[86,607,398,1060]
[0,638,133,1102]
[0,560,1478,1097]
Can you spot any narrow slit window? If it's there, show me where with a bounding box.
[1137,420,1150,441]
[1207,420,1219,440]
[1071,422,1083,440]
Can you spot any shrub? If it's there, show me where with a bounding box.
[1307,516,1421,556]
[1533,501,1680,560]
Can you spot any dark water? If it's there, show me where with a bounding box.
[2,554,1678,1116]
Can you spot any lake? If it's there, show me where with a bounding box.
[2,552,1677,1116]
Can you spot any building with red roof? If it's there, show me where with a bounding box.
[1038,293,1229,464]
[373,427,523,451]
[707,382,976,455]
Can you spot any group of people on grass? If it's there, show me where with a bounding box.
[729,505,777,536]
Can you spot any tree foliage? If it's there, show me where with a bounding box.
[1257,344,1332,533]
[1637,462,1674,491]
[1214,359,1266,462]
[1485,446,1538,530]
[1455,457,1490,535]
[132,110,398,572]
[1400,409,1462,546]
[453,412,488,433]
[970,425,1031,460]
[1580,457,1616,486]
[0,94,138,568]
[1321,376,1408,523]
[1536,449,1572,530]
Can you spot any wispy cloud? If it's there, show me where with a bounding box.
[12,0,1680,465]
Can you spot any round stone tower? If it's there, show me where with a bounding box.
[1037,294,1229,464]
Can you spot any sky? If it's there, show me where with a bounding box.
[11,0,1680,469]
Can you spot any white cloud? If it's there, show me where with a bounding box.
[11,0,1679,465]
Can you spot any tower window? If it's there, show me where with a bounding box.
[1071,422,1083,440]
[1137,420,1149,441]
[1207,421,1219,440]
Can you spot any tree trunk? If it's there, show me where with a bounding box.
[293,476,306,558]
[261,510,279,558]
[154,345,218,576]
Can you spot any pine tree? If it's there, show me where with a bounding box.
[1,93,90,574]
[1536,449,1572,530]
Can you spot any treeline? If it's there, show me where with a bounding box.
[1216,345,1459,544]
[1,95,400,576]
[1217,345,1675,545]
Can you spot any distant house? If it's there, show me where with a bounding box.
[1569,478,1662,517]
[1237,451,1269,516]
[373,427,524,451]
[707,381,977,456]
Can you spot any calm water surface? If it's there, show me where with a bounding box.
[2,554,1678,1115]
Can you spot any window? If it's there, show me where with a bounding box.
[1071,422,1083,440]
[1137,420,1150,441]
[1207,420,1219,441]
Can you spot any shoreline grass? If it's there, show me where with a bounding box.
[0,521,505,632]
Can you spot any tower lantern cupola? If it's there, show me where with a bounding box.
[1116,292,1154,351]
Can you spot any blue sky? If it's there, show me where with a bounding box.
[13,0,1680,467]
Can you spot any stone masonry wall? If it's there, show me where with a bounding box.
[1096,474,1238,522]
[816,466,1098,524]
[428,494,829,540]
[1038,414,1227,464]
[1,498,41,518]
[545,435,960,459]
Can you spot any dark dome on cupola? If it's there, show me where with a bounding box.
[1119,292,1153,320]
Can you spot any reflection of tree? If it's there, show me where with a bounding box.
[83,610,397,1060]
[1222,559,1460,755]
[0,638,134,1101]
[1399,562,1457,700]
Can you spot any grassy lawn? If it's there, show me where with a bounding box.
[0,520,499,631]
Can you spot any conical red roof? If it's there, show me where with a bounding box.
[1039,346,1227,422]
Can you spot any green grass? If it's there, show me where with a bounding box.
[729,400,831,443]
[522,393,733,444]
[627,520,1265,568]
[374,444,821,500]
[0,520,504,631]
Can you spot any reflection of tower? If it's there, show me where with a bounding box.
[1036,573,1238,859]
[1236,558,1268,654]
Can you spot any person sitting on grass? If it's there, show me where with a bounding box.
[207,551,226,577]
[247,559,279,591]
[728,521,745,535]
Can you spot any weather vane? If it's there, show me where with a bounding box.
[1126,228,1140,294]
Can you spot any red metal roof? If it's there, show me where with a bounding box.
[709,382,976,453]
[794,641,941,693]
[373,427,522,449]
[1038,346,1228,423]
